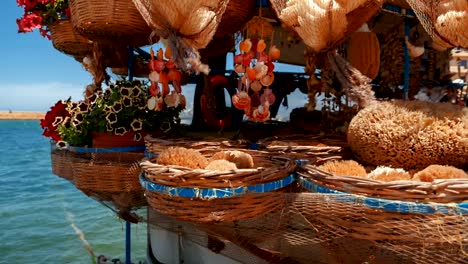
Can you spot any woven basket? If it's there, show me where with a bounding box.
[140,149,296,222]
[144,135,250,156]
[289,192,468,262]
[298,164,468,203]
[70,0,152,47]
[67,149,147,214]
[50,148,76,182]
[216,0,256,37]
[49,19,91,60]
[143,186,291,223]
[73,151,143,192]
[257,134,351,162]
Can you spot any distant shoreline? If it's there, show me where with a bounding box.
[0,111,44,120]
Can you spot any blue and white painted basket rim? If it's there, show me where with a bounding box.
[300,177,468,215]
[51,141,145,153]
[140,173,295,199]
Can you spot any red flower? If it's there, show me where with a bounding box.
[16,0,26,6]
[40,100,70,141]
[63,7,71,19]
[23,0,38,11]
[39,28,51,39]
[17,13,42,33]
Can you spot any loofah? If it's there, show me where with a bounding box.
[318,160,367,177]
[157,147,208,169]
[413,165,468,182]
[205,159,238,171]
[347,100,468,170]
[368,166,412,182]
[210,150,254,169]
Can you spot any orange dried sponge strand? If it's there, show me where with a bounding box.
[157,147,209,169]
[318,160,367,177]
[413,165,468,182]
[211,150,254,169]
[368,166,411,182]
[205,159,238,171]
[347,100,468,170]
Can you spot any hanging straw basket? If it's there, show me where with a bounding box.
[57,145,147,221]
[256,134,351,162]
[49,19,91,60]
[298,164,468,203]
[140,149,296,223]
[50,143,76,182]
[70,0,152,47]
[144,135,250,156]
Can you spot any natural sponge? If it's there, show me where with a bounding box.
[210,150,254,169]
[205,159,238,171]
[368,166,411,182]
[413,165,468,182]
[317,160,367,177]
[157,147,208,169]
[347,100,468,170]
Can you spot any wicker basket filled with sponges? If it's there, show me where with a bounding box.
[140,147,296,223]
[298,159,468,203]
[296,159,468,261]
[144,135,250,157]
[256,134,351,163]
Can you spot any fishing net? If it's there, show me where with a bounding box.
[148,192,468,263]
[130,0,230,74]
[405,0,468,50]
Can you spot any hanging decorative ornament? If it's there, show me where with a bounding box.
[231,16,281,123]
[147,45,186,111]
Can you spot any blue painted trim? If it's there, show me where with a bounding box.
[140,174,295,199]
[144,151,158,158]
[51,141,145,153]
[128,46,135,81]
[249,143,259,150]
[134,47,151,60]
[69,146,145,153]
[382,4,416,17]
[300,177,468,215]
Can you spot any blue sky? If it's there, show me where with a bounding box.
[1,1,90,111]
[1,1,307,116]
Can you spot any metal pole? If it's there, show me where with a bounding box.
[403,16,411,100]
[125,45,134,264]
[126,221,131,264]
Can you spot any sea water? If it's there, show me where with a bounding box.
[0,120,147,264]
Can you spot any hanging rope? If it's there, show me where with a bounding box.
[327,50,376,108]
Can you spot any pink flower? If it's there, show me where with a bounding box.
[17,13,42,33]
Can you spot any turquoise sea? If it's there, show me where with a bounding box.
[0,120,147,264]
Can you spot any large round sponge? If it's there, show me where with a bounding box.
[347,100,468,170]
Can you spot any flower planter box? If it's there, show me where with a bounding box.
[92,131,148,149]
